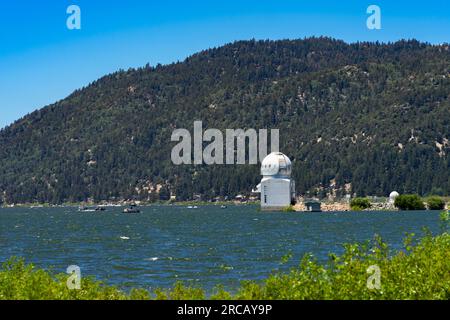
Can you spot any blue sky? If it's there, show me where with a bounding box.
[0,0,449,128]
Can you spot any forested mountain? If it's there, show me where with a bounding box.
[0,38,449,204]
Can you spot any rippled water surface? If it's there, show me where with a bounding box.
[0,205,442,291]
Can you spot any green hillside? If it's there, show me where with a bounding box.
[0,38,449,204]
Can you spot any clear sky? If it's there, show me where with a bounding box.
[0,0,449,128]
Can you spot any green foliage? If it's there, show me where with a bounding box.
[282,205,295,212]
[224,234,450,300]
[350,197,371,211]
[0,38,449,204]
[2,233,450,300]
[426,196,446,210]
[0,258,150,300]
[439,210,450,233]
[153,282,205,300]
[394,194,426,210]
[280,251,294,264]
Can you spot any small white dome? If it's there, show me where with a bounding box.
[261,152,292,177]
[389,191,399,199]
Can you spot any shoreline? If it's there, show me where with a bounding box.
[2,199,447,212]
[0,200,258,209]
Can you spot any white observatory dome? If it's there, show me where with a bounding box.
[261,152,292,177]
[389,191,399,203]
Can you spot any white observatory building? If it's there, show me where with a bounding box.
[255,152,296,211]
[389,191,400,204]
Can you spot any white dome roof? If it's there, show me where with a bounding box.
[261,152,292,177]
[389,191,399,199]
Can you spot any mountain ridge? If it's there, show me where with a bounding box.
[1,37,449,204]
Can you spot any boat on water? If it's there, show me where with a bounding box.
[78,206,106,212]
[220,205,227,209]
[123,205,141,213]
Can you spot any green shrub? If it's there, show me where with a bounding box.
[2,234,450,300]
[153,282,205,300]
[282,205,295,212]
[350,198,371,211]
[426,196,446,210]
[394,194,425,210]
[225,233,450,300]
[0,258,150,300]
[440,210,450,233]
[171,233,450,300]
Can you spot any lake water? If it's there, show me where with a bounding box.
[0,205,442,292]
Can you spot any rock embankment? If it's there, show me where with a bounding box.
[320,202,351,211]
[294,202,351,212]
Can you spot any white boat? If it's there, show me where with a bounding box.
[78,206,106,212]
[123,205,140,213]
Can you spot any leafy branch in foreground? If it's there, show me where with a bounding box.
[0,258,150,300]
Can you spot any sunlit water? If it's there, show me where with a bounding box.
[0,205,442,292]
